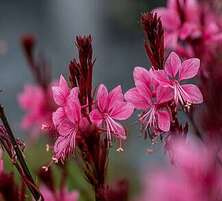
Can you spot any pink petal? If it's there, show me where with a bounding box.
[136,82,152,102]
[21,113,35,129]
[180,23,195,40]
[181,84,203,104]
[69,87,79,100]
[52,107,66,128]
[109,102,134,120]
[133,67,151,87]
[210,33,222,42]
[179,58,200,80]
[65,91,81,124]
[61,188,79,201]
[107,119,126,140]
[59,74,69,92]
[167,0,178,10]
[132,67,153,103]
[157,110,171,132]
[97,84,108,112]
[57,119,75,137]
[165,52,181,78]
[185,0,200,22]
[52,87,68,106]
[54,133,76,161]
[164,32,179,49]
[205,22,219,37]
[153,70,171,86]
[108,85,124,109]
[18,85,44,110]
[125,88,150,110]
[156,86,174,104]
[89,109,103,126]
[52,75,70,106]
[40,185,55,201]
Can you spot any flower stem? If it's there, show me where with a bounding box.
[0,105,43,201]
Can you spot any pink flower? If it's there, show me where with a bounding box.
[90,84,134,141]
[154,52,203,106]
[18,84,55,136]
[52,87,83,161]
[155,0,200,48]
[40,185,79,201]
[138,138,222,201]
[125,67,172,132]
[52,75,70,107]
[202,11,222,44]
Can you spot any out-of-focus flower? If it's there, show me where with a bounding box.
[154,52,203,106]
[137,138,222,201]
[155,0,200,48]
[90,84,134,141]
[18,84,55,137]
[40,185,79,201]
[203,13,222,44]
[125,67,172,133]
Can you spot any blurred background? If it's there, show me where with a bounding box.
[0,0,165,199]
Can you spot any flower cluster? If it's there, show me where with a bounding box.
[52,76,134,160]
[48,35,135,201]
[50,34,135,162]
[126,51,202,138]
[155,0,222,55]
[154,0,222,142]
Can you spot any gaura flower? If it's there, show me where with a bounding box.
[90,84,134,141]
[154,52,203,106]
[125,67,172,132]
[40,185,79,201]
[52,87,83,161]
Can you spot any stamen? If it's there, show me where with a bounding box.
[116,139,124,152]
[46,144,50,152]
[42,158,56,172]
